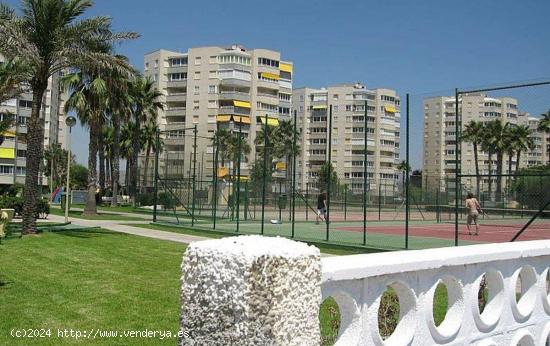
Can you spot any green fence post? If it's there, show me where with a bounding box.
[454,89,460,246]
[191,125,197,227]
[305,184,309,221]
[405,93,410,249]
[261,113,268,235]
[326,105,333,241]
[378,177,382,221]
[236,120,242,233]
[153,129,160,223]
[344,185,348,221]
[291,110,297,238]
[212,126,219,229]
[363,100,368,245]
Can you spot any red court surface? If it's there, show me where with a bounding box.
[337,221,550,243]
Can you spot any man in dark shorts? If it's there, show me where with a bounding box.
[316,191,327,225]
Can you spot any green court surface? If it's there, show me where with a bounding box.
[153,219,482,250]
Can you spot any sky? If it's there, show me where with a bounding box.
[5,0,550,168]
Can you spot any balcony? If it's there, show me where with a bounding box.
[165,107,186,117]
[219,106,251,115]
[164,122,187,131]
[218,91,250,102]
[166,65,187,74]
[166,93,186,103]
[166,80,187,88]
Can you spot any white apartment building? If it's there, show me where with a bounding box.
[0,56,66,188]
[422,93,548,193]
[142,45,293,188]
[293,83,401,194]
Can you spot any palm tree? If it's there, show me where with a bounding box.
[481,121,497,198]
[396,161,411,191]
[104,64,133,206]
[538,109,550,165]
[483,120,512,202]
[141,118,162,191]
[102,126,114,189]
[272,119,300,190]
[510,125,535,175]
[0,57,29,103]
[63,70,110,215]
[0,0,138,233]
[213,128,233,167]
[128,76,163,201]
[461,120,484,194]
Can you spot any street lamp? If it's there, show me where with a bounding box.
[64,115,76,223]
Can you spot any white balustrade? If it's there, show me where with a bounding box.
[321,240,550,345]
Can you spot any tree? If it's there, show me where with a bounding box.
[509,125,534,175]
[0,0,138,233]
[396,161,411,190]
[317,162,338,193]
[512,165,550,209]
[0,57,29,103]
[272,119,300,191]
[128,76,163,202]
[461,120,484,194]
[63,69,109,215]
[44,143,72,189]
[538,109,550,164]
[483,120,512,202]
[70,164,88,190]
[141,118,163,191]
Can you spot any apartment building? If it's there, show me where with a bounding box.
[142,45,293,188]
[422,93,548,192]
[293,83,401,194]
[0,56,66,188]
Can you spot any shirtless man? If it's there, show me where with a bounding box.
[465,193,482,235]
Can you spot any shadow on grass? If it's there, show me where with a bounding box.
[50,229,131,239]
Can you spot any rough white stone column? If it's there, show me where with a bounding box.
[179,235,322,346]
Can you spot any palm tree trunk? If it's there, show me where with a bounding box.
[515,151,522,175]
[125,158,130,196]
[495,152,504,203]
[22,81,48,234]
[473,143,480,195]
[142,144,151,192]
[131,116,141,202]
[84,118,98,215]
[98,129,106,194]
[111,116,121,207]
[105,156,111,189]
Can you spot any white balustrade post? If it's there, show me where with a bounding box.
[179,235,322,346]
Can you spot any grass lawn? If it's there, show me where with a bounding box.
[49,208,147,221]
[0,228,451,345]
[124,223,381,256]
[0,229,185,345]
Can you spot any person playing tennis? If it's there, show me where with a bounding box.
[465,192,482,235]
[316,191,327,225]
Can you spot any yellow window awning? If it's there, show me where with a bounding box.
[260,72,280,80]
[217,167,229,177]
[312,105,327,110]
[259,116,279,126]
[384,105,397,113]
[216,115,232,122]
[275,162,286,170]
[2,130,16,138]
[233,100,251,108]
[0,148,15,159]
[279,63,293,73]
[233,116,251,124]
[237,175,249,182]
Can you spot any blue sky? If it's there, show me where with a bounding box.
[6,0,550,167]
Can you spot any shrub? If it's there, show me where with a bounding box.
[36,198,50,219]
[0,195,23,215]
[158,192,175,210]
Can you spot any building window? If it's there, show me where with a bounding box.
[257,57,279,67]
[333,94,339,100]
[209,56,217,64]
[208,100,217,109]
[169,57,188,66]
[195,57,202,65]
[208,85,217,94]
[193,101,199,110]
[19,100,33,108]
[194,86,200,95]
[168,73,187,81]
[209,70,217,79]
[194,71,201,80]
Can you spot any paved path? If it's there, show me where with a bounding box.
[46,214,335,256]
